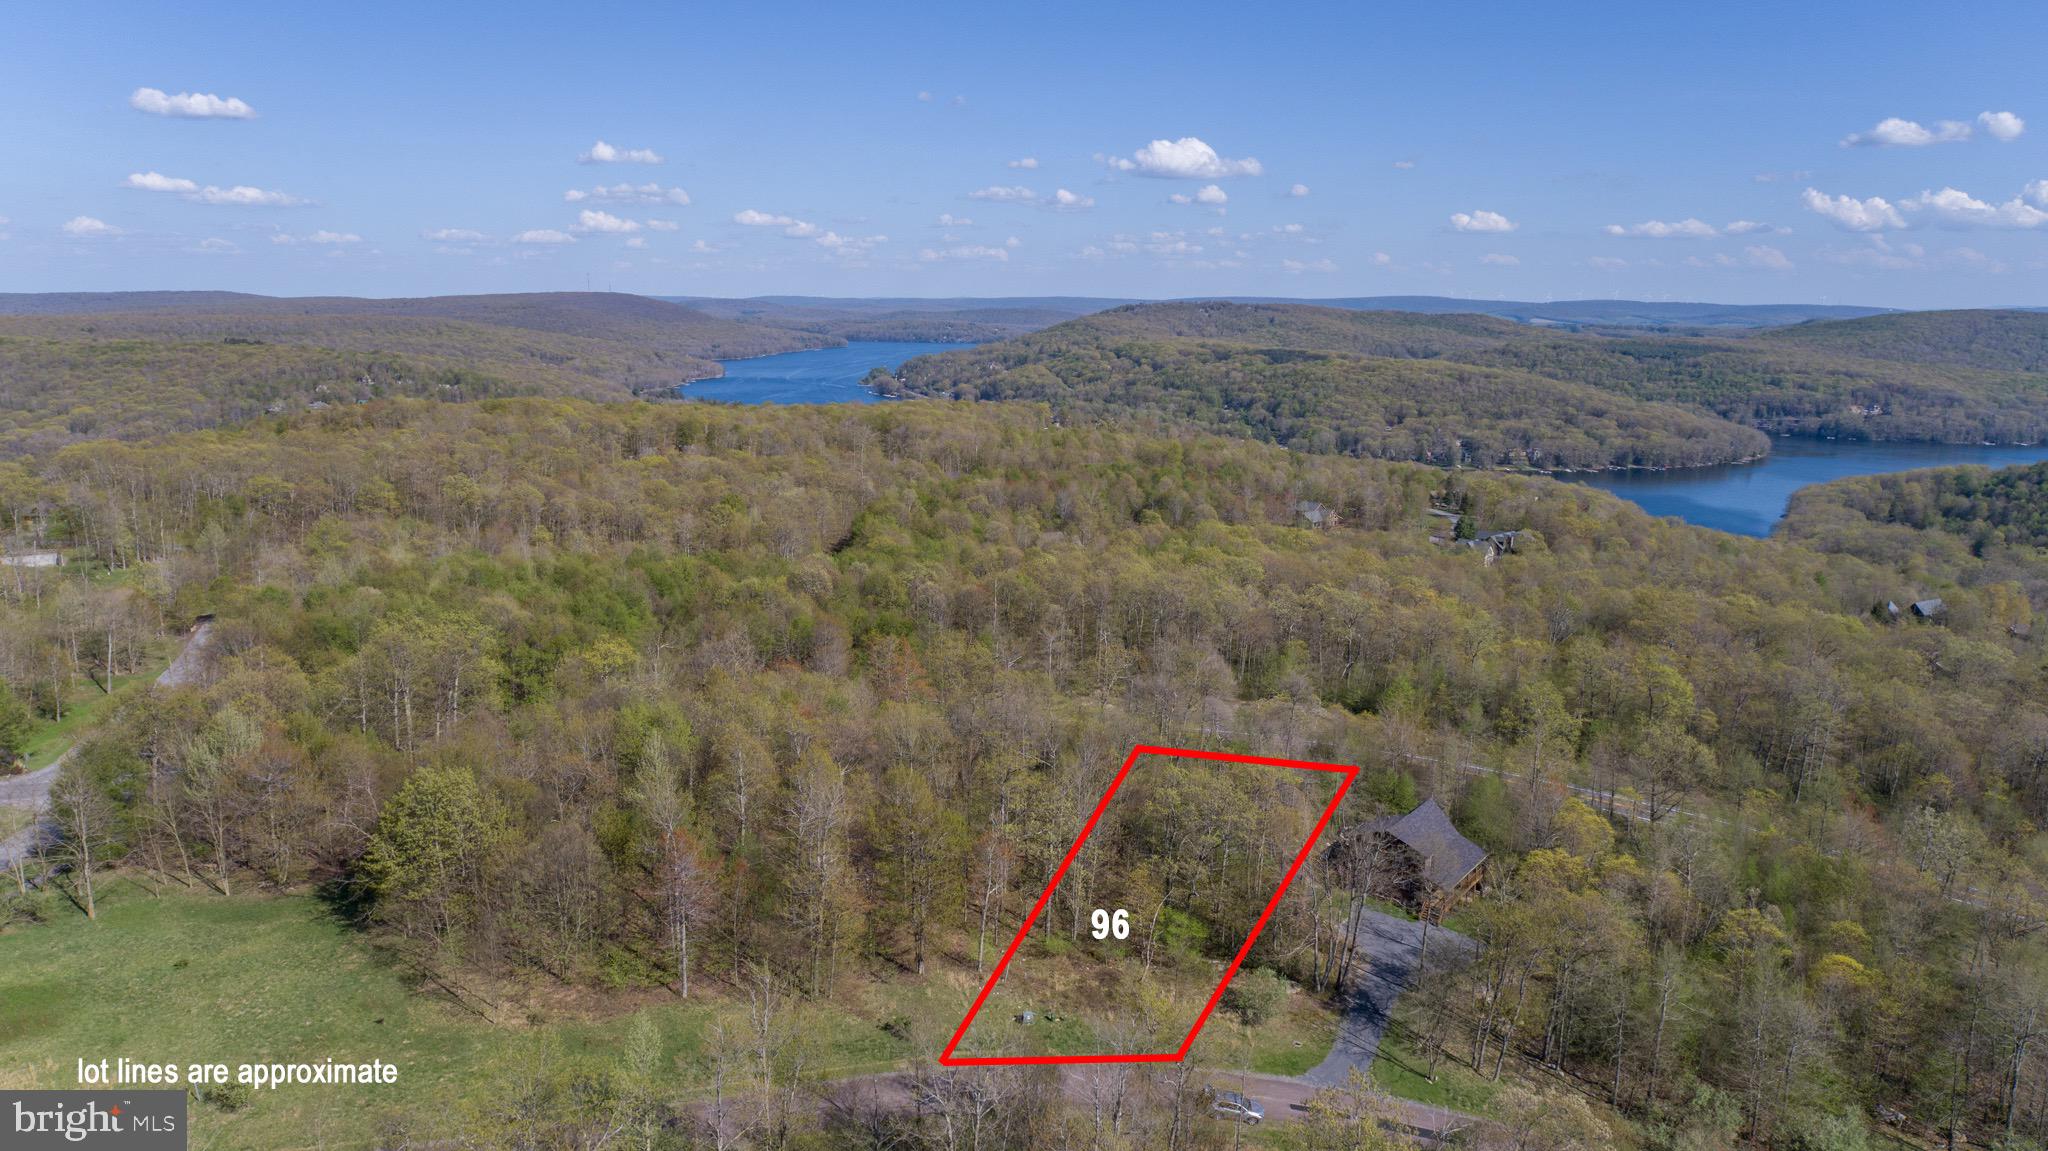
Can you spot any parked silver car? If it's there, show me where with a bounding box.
[1205,1088,1264,1126]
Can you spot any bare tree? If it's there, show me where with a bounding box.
[660,828,712,997]
[51,768,116,919]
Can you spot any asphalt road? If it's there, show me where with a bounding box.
[0,620,214,870]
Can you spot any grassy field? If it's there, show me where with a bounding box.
[0,885,934,1149]
[0,883,1344,1149]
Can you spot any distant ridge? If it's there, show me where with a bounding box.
[672,293,1894,330]
[1219,296,1895,329]
[1,291,1895,333]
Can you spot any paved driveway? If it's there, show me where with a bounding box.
[1302,908,1470,1087]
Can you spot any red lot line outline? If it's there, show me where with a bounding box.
[938,744,1360,1067]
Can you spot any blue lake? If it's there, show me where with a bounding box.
[1574,439,2048,537]
[676,341,964,405]
[682,343,2048,538]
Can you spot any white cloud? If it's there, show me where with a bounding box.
[0,216,10,241]
[1193,184,1228,205]
[1480,253,1520,266]
[1450,209,1515,233]
[564,182,689,205]
[125,171,303,206]
[646,219,679,232]
[1391,160,1416,170]
[513,229,577,245]
[917,91,934,102]
[1587,256,1627,270]
[1289,183,1310,197]
[579,140,663,164]
[1604,217,1717,238]
[1901,186,2048,229]
[815,230,887,253]
[199,185,298,206]
[733,208,821,237]
[129,87,255,119]
[625,237,647,249]
[125,171,198,194]
[936,213,973,226]
[1979,111,2026,141]
[1009,157,1038,169]
[1371,251,1392,265]
[270,230,359,245]
[2028,181,2048,208]
[575,209,642,234]
[1281,257,1337,273]
[1274,223,1305,234]
[1802,188,1907,231]
[1104,136,1262,179]
[1722,220,1785,235]
[62,216,120,236]
[919,244,1009,262]
[1841,117,1973,147]
[968,185,1037,202]
[968,185,1089,209]
[422,228,487,243]
[1746,245,1794,270]
[193,237,238,254]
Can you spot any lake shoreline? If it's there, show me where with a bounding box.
[1569,437,2048,537]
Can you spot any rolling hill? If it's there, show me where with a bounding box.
[0,292,829,456]
[888,302,2048,466]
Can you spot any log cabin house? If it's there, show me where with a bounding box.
[1334,797,1488,922]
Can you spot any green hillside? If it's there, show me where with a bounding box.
[894,301,2048,455]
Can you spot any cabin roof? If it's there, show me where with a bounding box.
[1362,797,1488,892]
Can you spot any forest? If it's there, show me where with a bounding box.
[0,293,829,456]
[891,302,2048,455]
[4,388,2048,1149]
[884,321,1769,471]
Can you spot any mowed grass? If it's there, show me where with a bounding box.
[0,886,926,1150]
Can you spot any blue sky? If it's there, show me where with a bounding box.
[2,1,2045,306]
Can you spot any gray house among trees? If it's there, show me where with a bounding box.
[1336,797,1489,922]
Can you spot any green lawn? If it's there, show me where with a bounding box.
[0,886,924,1150]
[0,881,1347,1149]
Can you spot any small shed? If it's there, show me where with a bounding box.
[1910,598,1947,620]
[0,551,63,568]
